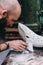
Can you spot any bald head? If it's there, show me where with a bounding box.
[0,0,21,20]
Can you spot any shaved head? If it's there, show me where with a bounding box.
[0,0,21,20]
[0,0,19,10]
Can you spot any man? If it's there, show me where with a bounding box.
[0,0,27,52]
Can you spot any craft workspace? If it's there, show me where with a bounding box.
[0,0,43,65]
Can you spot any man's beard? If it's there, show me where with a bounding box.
[0,18,7,38]
[0,18,7,27]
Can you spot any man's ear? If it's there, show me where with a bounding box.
[2,10,8,18]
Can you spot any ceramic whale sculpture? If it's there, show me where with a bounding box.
[18,23,43,52]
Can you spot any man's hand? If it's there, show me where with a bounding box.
[7,40,27,51]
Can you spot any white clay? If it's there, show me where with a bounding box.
[18,23,43,52]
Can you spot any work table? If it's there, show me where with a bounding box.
[1,48,43,65]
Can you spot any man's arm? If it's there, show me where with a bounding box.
[0,40,27,52]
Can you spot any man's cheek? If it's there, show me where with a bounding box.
[0,15,3,19]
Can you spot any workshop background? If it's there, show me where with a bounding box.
[2,0,43,41]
